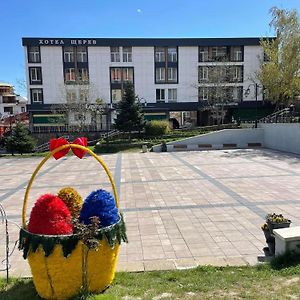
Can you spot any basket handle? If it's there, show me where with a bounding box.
[22,144,119,227]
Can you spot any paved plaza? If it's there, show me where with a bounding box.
[1,148,300,276]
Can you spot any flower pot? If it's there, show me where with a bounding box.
[267,220,291,234]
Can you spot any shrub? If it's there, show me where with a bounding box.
[145,120,171,136]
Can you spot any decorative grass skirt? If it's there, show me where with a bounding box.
[18,142,128,300]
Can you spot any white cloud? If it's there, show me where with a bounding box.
[137,8,142,13]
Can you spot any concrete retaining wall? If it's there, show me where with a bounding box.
[153,128,264,152]
[260,123,300,155]
[153,124,300,155]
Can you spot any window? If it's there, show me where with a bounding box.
[168,47,177,62]
[155,47,165,62]
[77,46,88,62]
[167,67,177,82]
[111,68,122,83]
[112,89,122,103]
[232,86,243,101]
[65,68,76,82]
[66,90,77,103]
[30,88,43,103]
[64,47,74,62]
[211,46,228,61]
[168,89,177,102]
[29,67,42,84]
[111,47,120,62]
[156,89,165,102]
[198,66,209,82]
[4,107,13,115]
[232,66,243,82]
[199,47,209,62]
[199,87,209,101]
[28,46,41,63]
[231,46,243,61]
[21,107,25,113]
[77,68,89,82]
[123,47,132,62]
[122,68,133,83]
[155,68,165,82]
[79,89,89,101]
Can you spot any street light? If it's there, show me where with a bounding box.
[244,83,263,128]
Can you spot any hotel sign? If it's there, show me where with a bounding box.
[38,39,97,45]
[22,38,100,47]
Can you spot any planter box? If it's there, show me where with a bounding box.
[267,220,291,234]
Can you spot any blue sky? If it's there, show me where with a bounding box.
[0,0,299,96]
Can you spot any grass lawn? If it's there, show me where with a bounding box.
[1,263,300,300]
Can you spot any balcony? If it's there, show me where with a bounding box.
[2,95,16,104]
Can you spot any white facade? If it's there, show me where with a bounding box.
[23,37,269,128]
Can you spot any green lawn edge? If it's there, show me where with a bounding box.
[1,263,300,300]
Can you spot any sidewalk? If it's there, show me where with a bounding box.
[1,148,300,277]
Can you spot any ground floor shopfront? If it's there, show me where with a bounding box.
[27,101,275,133]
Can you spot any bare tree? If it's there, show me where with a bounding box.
[52,82,106,132]
[198,62,243,125]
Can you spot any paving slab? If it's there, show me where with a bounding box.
[0,148,300,277]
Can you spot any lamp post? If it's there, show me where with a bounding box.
[244,83,263,128]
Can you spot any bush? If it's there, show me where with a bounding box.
[145,120,171,136]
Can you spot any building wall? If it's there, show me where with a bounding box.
[261,123,300,155]
[243,45,264,101]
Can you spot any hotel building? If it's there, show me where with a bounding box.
[22,37,273,131]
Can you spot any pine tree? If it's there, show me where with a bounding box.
[114,84,145,139]
[4,123,36,155]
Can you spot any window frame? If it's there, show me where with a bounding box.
[110,47,120,62]
[77,46,88,63]
[167,47,177,62]
[155,47,165,62]
[155,67,166,83]
[64,68,76,82]
[168,88,177,102]
[111,89,122,103]
[28,46,41,63]
[156,89,165,102]
[199,87,209,101]
[30,88,44,104]
[29,67,42,85]
[167,67,177,82]
[77,68,89,82]
[122,47,132,62]
[63,47,75,63]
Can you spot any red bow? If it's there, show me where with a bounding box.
[49,137,88,160]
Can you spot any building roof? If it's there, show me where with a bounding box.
[0,82,13,87]
[22,37,276,47]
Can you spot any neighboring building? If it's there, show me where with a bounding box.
[22,37,274,131]
[0,83,28,138]
[0,83,27,117]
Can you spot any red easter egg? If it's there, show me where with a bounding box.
[28,194,73,235]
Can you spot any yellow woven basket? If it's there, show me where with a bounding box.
[19,144,127,300]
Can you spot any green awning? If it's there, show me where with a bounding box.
[33,114,65,126]
[144,113,167,121]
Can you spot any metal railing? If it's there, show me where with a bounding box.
[258,107,300,124]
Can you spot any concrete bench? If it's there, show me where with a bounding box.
[273,226,300,256]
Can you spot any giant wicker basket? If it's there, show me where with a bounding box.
[19,143,127,300]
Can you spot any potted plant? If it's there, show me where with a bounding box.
[266,213,291,234]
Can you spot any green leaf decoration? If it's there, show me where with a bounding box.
[19,214,127,259]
